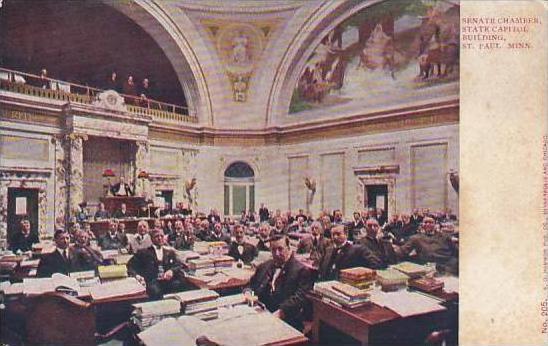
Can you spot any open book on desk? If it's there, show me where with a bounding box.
[89,277,146,302]
[23,273,84,296]
[139,308,305,346]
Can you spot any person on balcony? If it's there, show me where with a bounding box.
[139,78,154,108]
[122,75,137,104]
[106,71,121,93]
[39,68,49,89]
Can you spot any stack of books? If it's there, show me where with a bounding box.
[132,299,182,329]
[165,289,220,320]
[193,242,210,255]
[212,255,234,268]
[187,258,215,271]
[97,264,128,280]
[408,277,445,293]
[392,262,430,279]
[376,269,409,291]
[339,267,376,289]
[313,281,371,309]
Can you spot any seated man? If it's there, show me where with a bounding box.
[71,230,103,272]
[37,229,73,277]
[98,220,126,250]
[76,202,89,223]
[207,222,231,243]
[318,225,384,281]
[94,202,110,220]
[248,234,315,330]
[297,221,330,265]
[113,203,131,219]
[127,228,185,299]
[110,176,134,196]
[272,217,287,235]
[227,224,258,264]
[9,219,39,253]
[127,220,153,254]
[256,223,272,252]
[395,216,458,274]
[391,213,417,245]
[173,222,196,250]
[359,218,397,266]
[287,216,307,233]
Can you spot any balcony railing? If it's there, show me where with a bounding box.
[0,67,196,124]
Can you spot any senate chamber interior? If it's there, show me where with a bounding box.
[0,0,460,345]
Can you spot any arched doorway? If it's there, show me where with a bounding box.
[224,162,255,216]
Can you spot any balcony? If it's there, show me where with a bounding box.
[0,67,197,125]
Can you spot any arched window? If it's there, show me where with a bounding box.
[224,162,255,216]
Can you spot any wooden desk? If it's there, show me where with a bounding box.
[100,196,145,215]
[2,287,148,344]
[308,290,458,346]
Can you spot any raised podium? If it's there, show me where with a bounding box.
[99,196,145,216]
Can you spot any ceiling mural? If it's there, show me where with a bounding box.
[289,0,459,114]
[202,19,278,103]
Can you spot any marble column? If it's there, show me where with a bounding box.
[135,140,150,198]
[67,133,87,221]
[53,135,69,230]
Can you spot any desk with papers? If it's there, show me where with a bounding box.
[308,277,458,346]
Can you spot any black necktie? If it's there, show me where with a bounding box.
[63,249,68,262]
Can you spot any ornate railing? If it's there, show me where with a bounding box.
[0,67,196,124]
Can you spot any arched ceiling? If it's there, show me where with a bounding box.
[0,0,459,131]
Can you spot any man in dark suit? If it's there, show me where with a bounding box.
[256,223,272,252]
[391,214,417,245]
[98,221,126,250]
[258,203,270,223]
[71,230,103,272]
[318,225,384,281]
[113,203,131,219]
[227,224,257,264]
[248,235,315,330]
[206,222,231,243]
[37,229,73,277]
[127,228,185,299]
[359,218,397,267]
[173,222,196,250]
[94,202,110,220]
[395,217,459,274]
[110,176,134,196]
[297,221,330,266]
[9,219,39,253]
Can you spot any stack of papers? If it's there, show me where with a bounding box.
[133,299,182,329]
[89,277,145,301]
[165,289,220,320]
[98,264,128,279]
[369,290,446,317]
[138,311,304,346]
[313,281,370,309]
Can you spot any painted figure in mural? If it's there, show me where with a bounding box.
[231,31,249,64]
[290,0,460,114]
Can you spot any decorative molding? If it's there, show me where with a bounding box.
[178,1,306,14]
[91,90,128,112]
[353,165,400,175]
[0,172,50,240]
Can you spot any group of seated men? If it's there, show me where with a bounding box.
[8,206,458,330]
